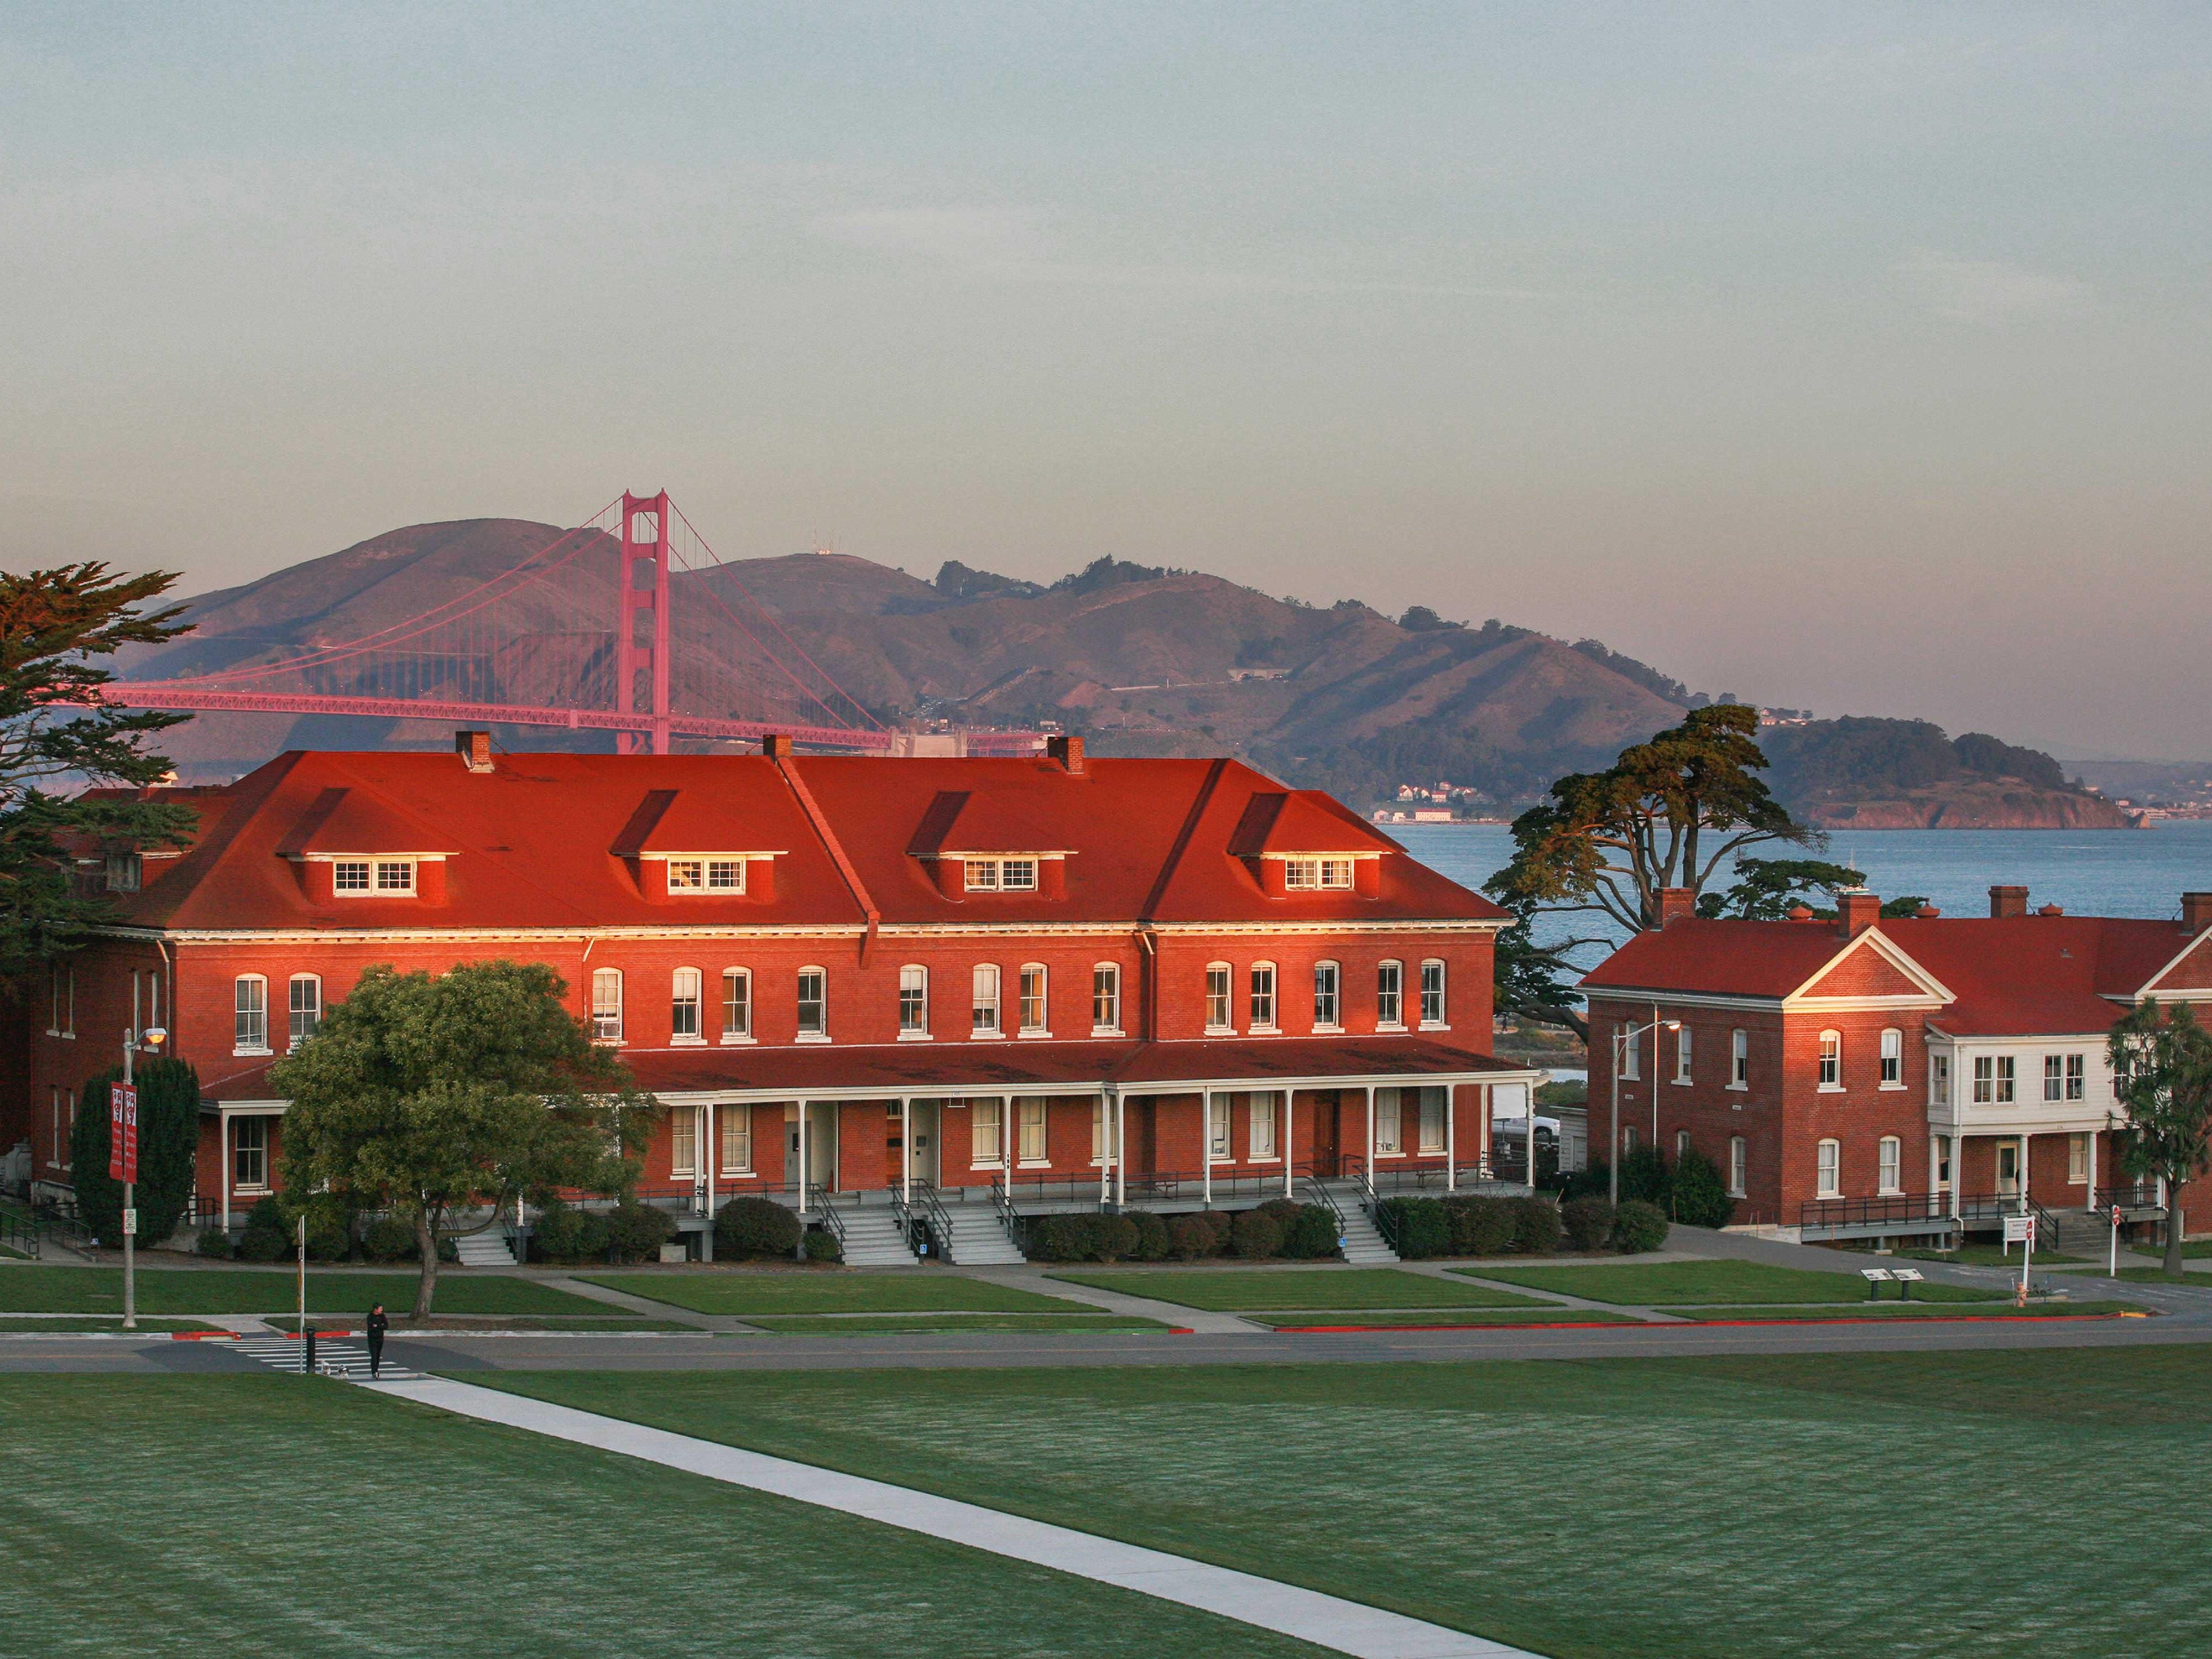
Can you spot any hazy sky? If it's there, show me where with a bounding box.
[5,4,2208,758]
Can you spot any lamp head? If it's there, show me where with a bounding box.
[1662,1020,1681,1031]
[140,1026,168,1051]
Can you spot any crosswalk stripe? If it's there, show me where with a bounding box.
[231,1337,420,1382]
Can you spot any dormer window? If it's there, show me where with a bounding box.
[105,853,142,893]
[1282,857,1354,891]
[666,858,746,894]
[966,858,1037,892]
[330,858,416,895]
[374,860,415,894]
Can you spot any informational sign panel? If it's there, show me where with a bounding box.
[2002,1212,2034,1245]
[108,1084,138,1185]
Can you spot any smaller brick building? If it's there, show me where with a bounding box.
[1581,885,2212,1245]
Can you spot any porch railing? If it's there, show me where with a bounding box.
[909,1181,956,1258]
[2095,1182,2166,1216]
[988,1175,1022,1245]
[1796,1193,1956,1235]
[804,1183,847,1255]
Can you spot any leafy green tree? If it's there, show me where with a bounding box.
[2107,1000,2212,1278]
[66,1057,201,1247]
[1,564,197,978]
[272,961,659,1317]
[1669,1147,1735,1229]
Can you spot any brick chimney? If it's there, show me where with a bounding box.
[1654,887,1695,928]
[1837,889,1880,937]
[761,734,794,759]
[1046,734,1087,775]
[1989,884,2029,920]
[455,729,493,774]
[2184,891,2212,933]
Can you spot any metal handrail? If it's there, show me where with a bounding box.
[1298,1177,1350,1257]
[2095,1181,2166,1214]
[988,1174,1022,1244]
[909,1180,957,1257]
[1797,1193,1954,1232]
[0,1205,42,1259]
[804,1183,847,1250]
[1366,1188,1403,1255]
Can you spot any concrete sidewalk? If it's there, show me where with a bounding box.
[363,1372,1533,1658]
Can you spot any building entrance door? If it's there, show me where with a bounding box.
[790,1104,839,1194]
[1996,1140,2021,1199]
[908,1101,940,1185]
[1310,1092,1340,1177]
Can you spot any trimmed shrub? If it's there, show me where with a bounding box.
[1165,1213,1219,1260]
[1278,1204,1340,1260]
[235,1226,288,1262]
[195,1226,232,1260]
[1026,1214,1089,1262]
[530,1202,614,1265]
[1125,1211,1171,1261]
[1194,1209,1234,1253]
[1612,1199,1670,1254]
[802,1229,842,1264]
[716,1196,803,1260]
[1379,1196,1449,1260]
[361,1217,419,1264]
[1618,1146,1672,1209]
[1093,1214,1141,1262]
[1255,1198,1302,1233]
[1558,1160,1611,1202]
[605,1202,678,1264]
[1509,1196,1563,1255]
[1442,1195,1516,1258]
[1228,1209,1284,1259]
[1560,1196,1616,1253]
[1670,1149,1735,1229]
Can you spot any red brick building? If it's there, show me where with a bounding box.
[1581,885,2212,1246]
[16,734,1540,1261]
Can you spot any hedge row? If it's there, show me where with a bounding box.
[528,1199,679,1265]
[1023,1200,1340,1264]
[1379,1193,1670,1259]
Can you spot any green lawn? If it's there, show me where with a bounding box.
[746,1313,1176,1334]
[1677,1301,2148,1321]
[1049,1267,1544,1310]
[1903,1244,2088,1266]
[0,1316,221,1332]
[482,1348,2212,1659]
[0,1266,613,1316]
[0,1378,1318,1659]
[584,1271,1091,1315]
[1240,1308,1641,1328]
[1459,1259,2006,1305]
[2053,1265,2212,1283]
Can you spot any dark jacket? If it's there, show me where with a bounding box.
[366,1311,389,1343]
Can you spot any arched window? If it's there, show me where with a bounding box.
[721,969,752,1042]
[234,975,268,1053]
[1878,1135,1902,1194]
[898,965,930,1036]
[1880,1027,1904,1087]
[1018,964,1048,1035]
[287,974,321,1050]
[1249,963,1277,1031]
[1817,1030,1843,1090]
[671,968,703,1042]
[1376,961,1404,1028]
[1816,1138,1841,1198]
[796,968,827,1039]
[1420,960,1446,1026]
[1204,963,1233,1032]
[1312,961,1341,1030]
[591,968,623,1043]
[1091,963,1121,1034]
[971,964,1001,1035]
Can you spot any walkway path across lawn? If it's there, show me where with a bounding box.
[363,1372,1533,1659]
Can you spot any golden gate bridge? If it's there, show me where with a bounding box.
[98,491,1042,755]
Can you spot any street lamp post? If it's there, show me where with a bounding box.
[1608,1016,1678,1206]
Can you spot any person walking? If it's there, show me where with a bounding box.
[365,1303,389,1379]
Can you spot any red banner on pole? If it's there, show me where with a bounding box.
[109,1084,138,1184]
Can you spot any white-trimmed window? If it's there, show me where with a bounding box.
[1091,963,1121,1034]
[1674,1025,1693,1084]
[1249,1093,1279,1160]
[332,860,371,893]
[1816,1138,1841,1199]
[1676,1129,1692,1160]
[1420,960,1446,1027]
[1995,1055,2016,1104]
[234,975,269,1052]
[591,968,623,1043]
[1207,1094,1232,1160]
[1877,1135,1902,1195]
[1731,1028,1748,1088]
[1728,1135,1747,1197]
[1092,1099,1117,1166]
[2043,1053,2065,1103]
[1621,1022,1641,1082]
[1376,960,1404,1028]
[796,968,827,1039]
[667,858,745,893]
[721,1107,753,1173]
[1313,961,1340,1029]
[1972,1055,1994,1104]
[1623,1125,1638,1155]
[971,964,1001,1035]
[1417,1088,1446,1155]
[1880,1028,1903,1088]
[2068,1133,2088,1184]
[233,1116,268,1190]
[374,859,415,894]
[1284,857,1354,890]
[1931,1052,1951,1106]
[670,1110,697,1177]
[972,1099,1004,1166]
[898,965,929,1037]
[965,858,1039,891]
[1249,963,1277,1031]
[1817,1031,1841,1090]
[1018,965,1047,1035]
[49,963,74,1037]
[2065,1052,2085,1102]
[722,969,752,1042]
[1936,1134,1953,1191]
[1204,963,1233,1032]
[1019,1099,1048,1164]
[106,852,141,892]
[1374,1088,1403,1155]
[288,974,321,1050]
[671,968,703,1042]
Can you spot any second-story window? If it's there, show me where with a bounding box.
[1092,963,1120,1032]
[1674,1025,1693,1083]
[1205,964,1233,1032]
[1621,1022,1641,1081]
[899,966,929,1036]
[1881,1029,1903,1087]
[1420,961,1446,1026]
[1313,961,1340,1029]
[972,964,1001,1034]
[797,969,827,1038]
[1018,965,1047,1034]
[1376,961,1404,1027]
[1931,1051,1950,1105]
[1731,1027,1749,1086]
[722,969,752,1041]
[671,968,703,1041]
[2066,1052,2085,1101]
[288,974,321,1050]
[1817,1031,1841,1089]
[234,975,268,1052]
[591,968,623,1043]
[1995,1055,2016,1103]
[1249,963,1276,1030]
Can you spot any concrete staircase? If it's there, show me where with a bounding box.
[1332,1196,1401,1265]
[452,1229,517,1268]
[835,1206,922,1267]
[2044,1207,2119,1256]
[939,1206,1027,1265]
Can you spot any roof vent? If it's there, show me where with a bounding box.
[1914,904,1940,919]
[2038,902,2064,916]
[1787,904,1815,922]
[455,730,493,774]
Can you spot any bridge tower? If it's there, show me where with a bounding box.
[617,490,672,754]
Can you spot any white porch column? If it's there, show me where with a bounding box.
[1099,1093,1111,1206]
[1203,1093,1213,1208]
[1364,1085,1375,1193]
[1282,1089,1293,1200]
[1927,1135,1940,1219]
[2084,1127,2096,1206]
[219,1107,233,1232]
[796,1101,808,1214]
[1117,1089,1129,1207]
[1478,1084,1491,1178]
[2020,1133,2031,1208]
[1003,1094,1013,1196]
[900,1096,911,1206]
[1949,1133,1964,1219]
[1445,1086,1457,1194]
[1525,1089,1538,1196]
[703,1104,716,1215]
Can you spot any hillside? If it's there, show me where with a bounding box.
[1760,718,2137,830]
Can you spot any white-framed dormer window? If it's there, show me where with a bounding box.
[1249,1092,1279,1160]
[1204,963,1233,1034]
[1019,1098,1048,1165]
[964,857,1039,892]
[1880,1028,1903,1088]
[796,968,828,1040]
[721,969,753,1042]
[1091,963,1121,1034]
[332,860,371,893]
[1313,961,1340,1030]
[1420,960,1446,1027]
[1674,1025,1693,1084]
[1249,963,1277,1031]
[1621,1022,1641,1082]
[1018,964,1047,1035]
[234,975,269,1053]
[671,968,704,1043]
[1374,1088,1403,1156]
[1816,1138,1841,1199]
[1817,1031,1842,1091]
[971,964,1001,1036]
[1730,1027,1748,1088]
[1376,960,1404,1029]
[1207,1094,1232,1161]
[106,852,141,893]
[1283,857,1355,890]
[591,968,623,1044]
[375,859,415,894]
[1728,1135,1747,1197]
[898,965,930,1038]
[1877,1135,1902,1195]
[287,974,321,1050]
[667,857,745,894]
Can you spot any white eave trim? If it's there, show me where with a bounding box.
[1780,928,1956,1005]
[2135,926,2212,998]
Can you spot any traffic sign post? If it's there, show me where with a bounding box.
[2004,1212,2036,1303]
[2111,1203,2125,1278]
